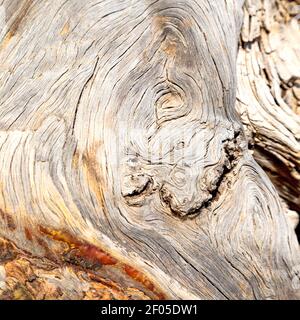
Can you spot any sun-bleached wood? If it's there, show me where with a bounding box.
[0,0,299,300]
[237,0,300,215]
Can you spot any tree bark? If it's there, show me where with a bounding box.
[0,0,299,300]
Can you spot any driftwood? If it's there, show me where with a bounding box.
[0,0,299,300]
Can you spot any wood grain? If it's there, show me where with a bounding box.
[0,0,299,299]
[236,0,300,215]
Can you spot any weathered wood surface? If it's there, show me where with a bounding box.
[0,0,299,300]
[237,0,300,216]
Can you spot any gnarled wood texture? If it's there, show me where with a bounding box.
[236,0,300,217]
[0,0,299,300]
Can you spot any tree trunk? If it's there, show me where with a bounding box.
[0,0,299,300]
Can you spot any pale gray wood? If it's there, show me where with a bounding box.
[237,0,300,214]
[0,0,299,300]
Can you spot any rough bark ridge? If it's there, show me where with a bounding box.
[0,0,299,299]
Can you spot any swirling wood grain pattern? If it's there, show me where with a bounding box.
[0,0,299,299]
